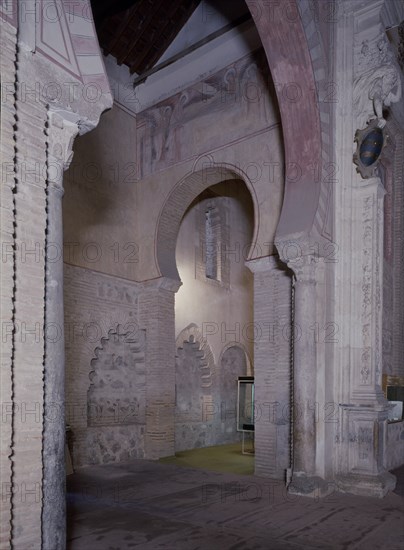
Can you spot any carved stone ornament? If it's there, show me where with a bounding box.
[353,62,402,130]
[354,118,388,179]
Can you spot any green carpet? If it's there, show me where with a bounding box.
[159,443,254,476]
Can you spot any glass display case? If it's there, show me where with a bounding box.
[237,376,254,454]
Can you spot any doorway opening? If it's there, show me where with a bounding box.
[169,178,255,475]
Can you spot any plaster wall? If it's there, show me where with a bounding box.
[135,48,284,282]
[175,181,254,361]
[174,182,254,450]
[63,104,137,280]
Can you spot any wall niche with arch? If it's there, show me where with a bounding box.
[85,325,147,464]
[175,324,250,451]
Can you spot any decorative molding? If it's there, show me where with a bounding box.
[176,323,216,376]
[353,61,402,130]
[48,111,79,173]
[285,254,318,283]
[88,326,146,427]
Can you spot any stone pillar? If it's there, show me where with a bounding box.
[332,0,400,497]
[335,176,396,497]
[288,256,317,483]
[246,256,292,479]
[138,277,182,459]
[42,112,78,550]
[279,253,332,497]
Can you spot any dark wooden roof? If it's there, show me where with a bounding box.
[91,0,201,75]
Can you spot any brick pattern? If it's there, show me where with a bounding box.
[9,56,49,550]
[157,167,243,280]
[138,282,178,459]
[64,264,142,466]
[253,264,292,479]
[0,19,17,550]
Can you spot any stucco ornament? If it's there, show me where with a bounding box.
[353,63,402,130]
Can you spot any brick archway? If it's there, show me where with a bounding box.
[155,164,259,280]
[245,0,323,242]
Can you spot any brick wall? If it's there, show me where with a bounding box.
[0,19,18,550]
[64,264,145,466]
[250,260,292,479]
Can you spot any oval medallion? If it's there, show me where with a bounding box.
[359,128,384,167]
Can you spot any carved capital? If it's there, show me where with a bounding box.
[245,255,282,274]
[48,111,79,170]
[287,254,318,283]
[141,276,182,293]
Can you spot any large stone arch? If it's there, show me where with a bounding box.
[155,162,259,280]
[245,0,325,247]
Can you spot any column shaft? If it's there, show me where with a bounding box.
[293,267,317,475]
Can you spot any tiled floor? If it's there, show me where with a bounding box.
[67,461,404,549]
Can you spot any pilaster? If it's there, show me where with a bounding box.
[138,277,182,458]
[333,0,399,496]
[246,256,292,479]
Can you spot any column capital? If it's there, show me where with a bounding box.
[245,255,284,274]
[47,110,80,196]
[48,111,80,170]
[140,276,182,293]
[287,254,319,282]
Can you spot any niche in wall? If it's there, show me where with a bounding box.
[175,324,217,452]
[175,325,251,451]
[88,327,146,427]
[84,326,147,465]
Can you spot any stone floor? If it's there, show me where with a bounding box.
[67,461,404,550]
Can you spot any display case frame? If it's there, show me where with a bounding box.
[237,376,254,454]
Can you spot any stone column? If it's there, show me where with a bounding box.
[288,255,317,484]
[138,277,182,459]
[278,252,332,497]
[42,112,78,550]
[246,256,292,479]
